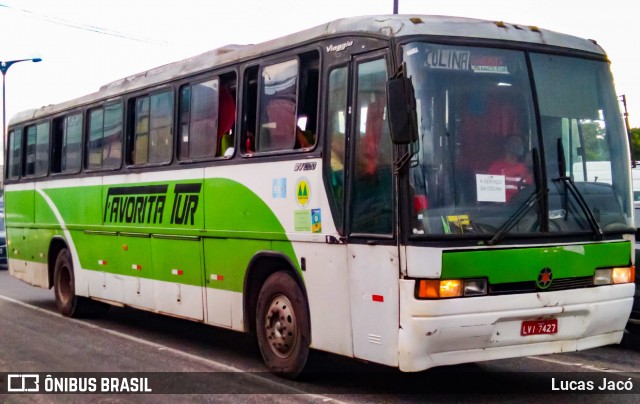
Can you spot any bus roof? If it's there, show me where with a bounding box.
[9,14,605,125]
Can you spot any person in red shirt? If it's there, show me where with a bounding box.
[488,134,533,202]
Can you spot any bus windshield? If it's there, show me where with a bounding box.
[404,43,633,239]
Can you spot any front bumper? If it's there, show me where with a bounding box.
[398,280,634,372]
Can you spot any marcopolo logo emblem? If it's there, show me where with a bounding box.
[537,267,553,289]
[296,178,310,208]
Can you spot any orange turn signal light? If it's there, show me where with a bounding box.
[417,279,463,298]
[417,279,440,298]
[417,278,488,299]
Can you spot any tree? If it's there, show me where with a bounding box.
[631,127,640,162]
[581,120,609,161]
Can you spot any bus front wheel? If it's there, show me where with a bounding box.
[256,271,310,378]
[53,248,107,318]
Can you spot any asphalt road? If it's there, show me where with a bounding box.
[0,270,639,403]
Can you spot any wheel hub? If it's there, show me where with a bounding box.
[264,294,297,358]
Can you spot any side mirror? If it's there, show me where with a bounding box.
[387,77,418,144]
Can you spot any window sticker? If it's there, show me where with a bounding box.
[476,174,506,202]
[471,55,509,74]
[294,210,312,232]
[472,65,509,74]
[272,178,286,199]
[406,47,419,56]
[425,49,470,71]
[311,209,322,233]
[296,177,310,207]
[447,215,470,228]
[446,214,471,234]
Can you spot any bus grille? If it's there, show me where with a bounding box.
[489,276,594,295]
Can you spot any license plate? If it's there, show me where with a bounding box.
[521,319,558,336]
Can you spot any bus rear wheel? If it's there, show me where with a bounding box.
[54,248,108,318]
[256,271,310,378]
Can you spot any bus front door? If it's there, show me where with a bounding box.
[346,52,400,367]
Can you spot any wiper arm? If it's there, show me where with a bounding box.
[554,139,604,240]
[486,188,546,246]
[553,175,604,240]
[487,148,546,246]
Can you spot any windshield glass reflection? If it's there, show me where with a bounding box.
[403,43,633,239]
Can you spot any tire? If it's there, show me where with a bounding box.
[53,248,108,318]
[256,271,310,378]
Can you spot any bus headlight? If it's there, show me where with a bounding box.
[417,278,487,299]
[612,266,634,284]
[463,278,488,296]
[594,266,635,285]
[439,280,462,298]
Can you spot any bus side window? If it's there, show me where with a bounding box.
[243,52,318,155]
[217,74,237,157]
[296,51,320,149]
[258,59,299,152]
[130,91,173,165]
[326,66,348,231]
[25,125,37,176]
[132,96,150,164]
[242,66,259,154]
[102,103,123,169]
[25,122,50,177]
[149,91,173,163]
[52,113,82,174]
[87,108,105,170]
[351,57,393,235]
[181,80,218,160]
[87,102,123,171]
[178,74,236,161]
[7,129,22,180]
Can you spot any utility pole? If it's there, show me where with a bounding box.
[620,94,635,167]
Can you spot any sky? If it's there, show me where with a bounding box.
[0,0,638,161]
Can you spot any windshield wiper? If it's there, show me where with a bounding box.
[487,148,545,246]
[552,177,604,239]
[553,139,604,240]
[486,189,546,246]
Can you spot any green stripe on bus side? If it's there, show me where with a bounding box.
[6,178,300,292]
[44,186,103,226]
[6,227,58,265]
[441,242,631,283]
[5,189,35,223]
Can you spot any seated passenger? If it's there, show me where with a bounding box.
[487,134,532,202]
[263,97,296,150]
[217,85,236,157]
[296,126,313,148]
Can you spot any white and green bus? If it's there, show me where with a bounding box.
[5,15,636,376]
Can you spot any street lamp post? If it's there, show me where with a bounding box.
[1,57,42,172]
